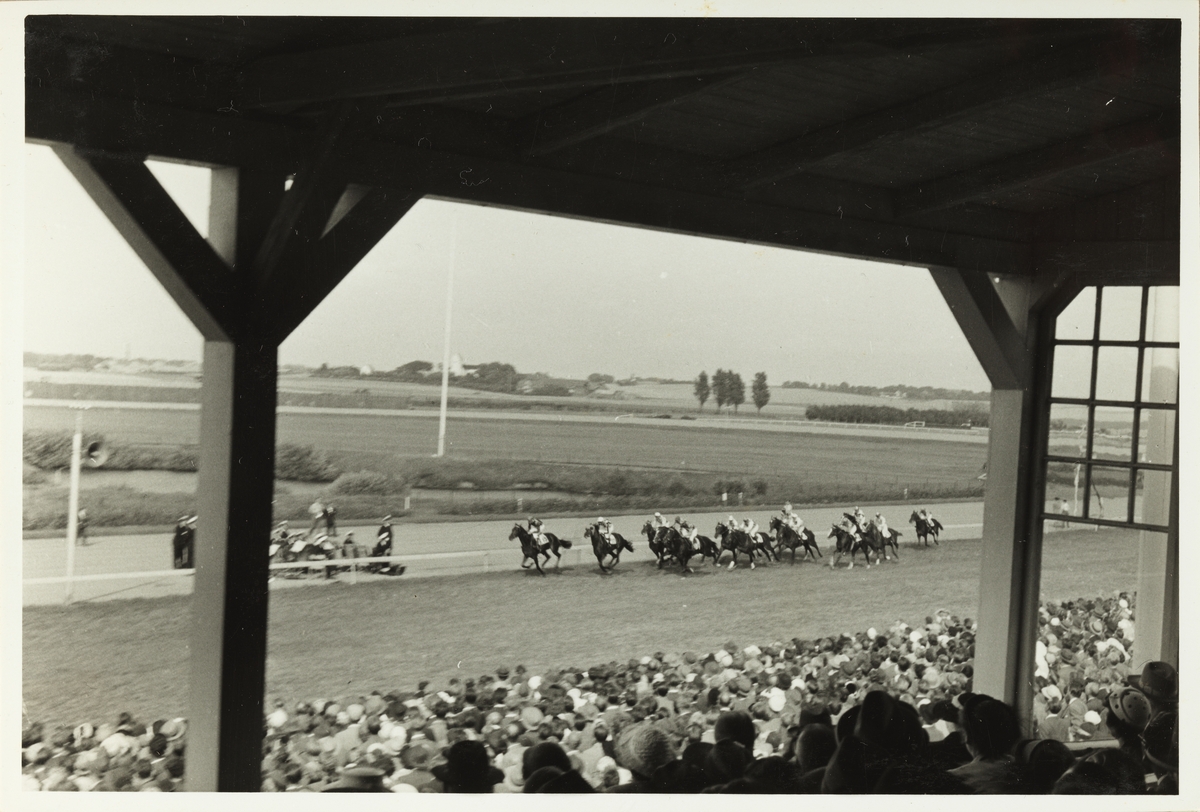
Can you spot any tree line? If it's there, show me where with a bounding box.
[694,370,771,414]
[781,379,989,402]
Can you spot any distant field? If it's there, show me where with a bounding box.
[25,368,986,416]
[25,404,987,486]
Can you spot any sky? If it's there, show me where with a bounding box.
[21,143,994,391]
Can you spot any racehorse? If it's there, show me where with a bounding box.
[909,510,944,546]
[692,534,722,566]
[768,516,821,563]
[541,531,573,567]
[864,521,901,561]
[641,521,674,568]
[713,521,759,569]
[509,524,548,575]
[826,523,878,569]
[584,523,634,572]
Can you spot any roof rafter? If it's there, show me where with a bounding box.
[235,18,981,111]
[896,111,1181,217]
[728,37,1137,190]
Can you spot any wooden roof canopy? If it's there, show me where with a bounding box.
[27,17,1180,318]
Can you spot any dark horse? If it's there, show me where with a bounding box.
[509,524,573,573]
[864,521,902,561]
[692,534,722,566]
[584,523,635,572]
[713,521,759,569]
[641,521,673,567]
[768,516,821,563]
[640,521,695,570]
[909,510,944,546]
[826,523,879,569]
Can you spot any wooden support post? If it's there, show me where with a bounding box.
[188,339,278,792]
[930,268,1042,719]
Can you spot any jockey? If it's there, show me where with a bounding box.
[781,502,794,521]
[672,515,684,533]
[875,513,891,539]
[598,518,616,547]
[790,512,805,533]
[528,517,547,546]
[743,517,760,540]
[652,512,668,530]
[853,507,867,531]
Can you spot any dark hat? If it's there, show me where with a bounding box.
[615,723,677,779]
[1128,661,1178,705]
[430,740,503,792]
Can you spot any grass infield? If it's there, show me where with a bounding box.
[22,528,1138,730]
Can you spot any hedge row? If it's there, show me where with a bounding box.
[804,405,988,428]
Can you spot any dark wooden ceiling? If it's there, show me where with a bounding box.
[26,16,1181,281]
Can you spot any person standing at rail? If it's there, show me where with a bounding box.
[375,516,394,557]
[308,499,325,537]
[76,509,89,546]
[172,515,190,569]
[324,504,338,537]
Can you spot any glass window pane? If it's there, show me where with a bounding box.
[1141,347,1179,404]
[1048,404,1087,459]
[1145,286,1179,343]
[1051,346,1092,399]
[1085,465,1130,519]
[1092,407,1135,463]
[1036,519,1139,743]
[1098,286,1143,341]
[1055,286,1096,341]
[1045,463,1080,511]
[1094,346,1138,402]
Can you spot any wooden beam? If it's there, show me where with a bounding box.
[1034,240,1180,284]
[266,187,420,343]
[516,71,746,158]
[50,146,236,340]
[236,18,924,110]
[728,38,1131,189]
[27,86,312,171]
[897,112,1181,216]
[31,88,1034,274]
[929,268,1030,390]
[252,102,354,290]
[338,140,1030,277]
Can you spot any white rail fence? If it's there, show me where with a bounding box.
[24,548,594,604]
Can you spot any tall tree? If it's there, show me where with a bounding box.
[752,372,771,414]
[694,371,711,412]
[712,368,728,411]
[730,372,746,413]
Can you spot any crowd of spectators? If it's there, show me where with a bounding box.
[21,593,1177,794]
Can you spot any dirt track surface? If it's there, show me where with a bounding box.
[22,519,1139,729]
[23,501,984,605]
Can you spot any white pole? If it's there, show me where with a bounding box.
[65,411,83,605]
[436,212,457,457]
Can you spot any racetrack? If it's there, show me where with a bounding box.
[22,501,986,604]
[21,506,1141,729]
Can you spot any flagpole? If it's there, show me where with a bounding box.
[436,212,457,457]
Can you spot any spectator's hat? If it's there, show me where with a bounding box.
[1128,661,1177,704]
[73,723,94,744]
[520,706,544,728]
[1107,687,1152,732]
[615,723,676,779]
[399,740,436,770]
[160,719,186,742]
[1088,618,1105,635]
[431,740,504,791]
